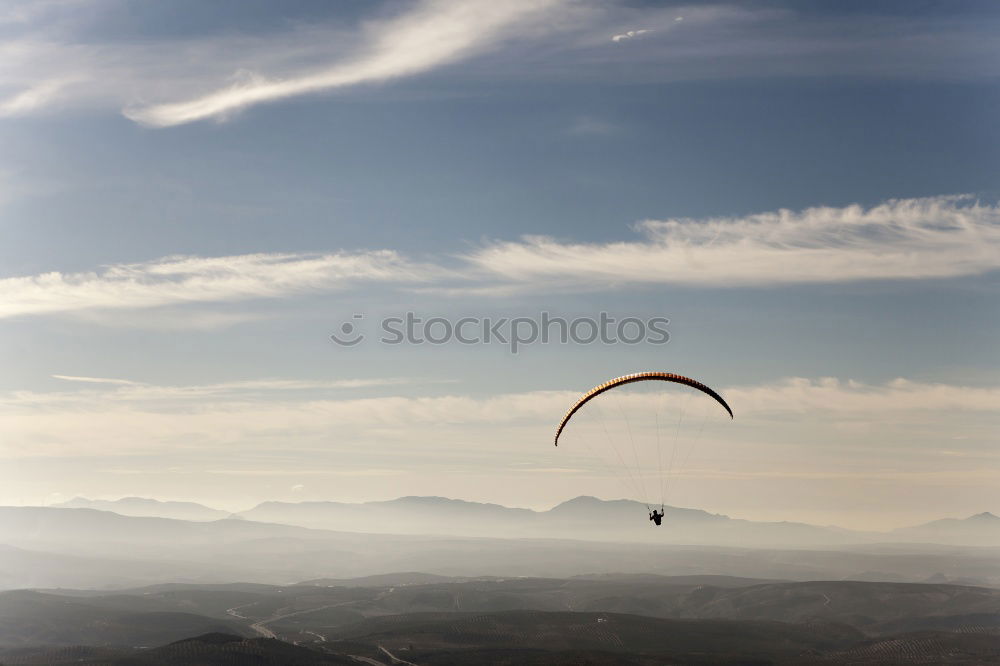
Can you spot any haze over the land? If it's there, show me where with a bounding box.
[2,497,999,590]
[49,494,1000,548]
[2,504,1000,664]
[3,496,1000,662]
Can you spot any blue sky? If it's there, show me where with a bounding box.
[1,0,998,528]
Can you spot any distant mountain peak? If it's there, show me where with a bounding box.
[969,511,999,521]
[118,497,162,505]
[555,495,637,507]
[393,495,466,504]
[52,496,228,522]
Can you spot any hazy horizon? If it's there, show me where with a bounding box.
[21,492,998,535]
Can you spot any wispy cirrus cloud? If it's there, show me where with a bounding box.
[51,374,141,386]
[2,2,996,124]
[464,195,1000,287]
[124,0,568,127]
[0,0,579,122]
[0,250,440,319]
[0,78,73,115]
[48,374,428,400]
[1,195,998,322]
[611,28,650,43]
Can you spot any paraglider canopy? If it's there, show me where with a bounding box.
[554,371,732,446]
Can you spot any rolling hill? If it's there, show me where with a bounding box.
[0,633,356,665]
[0,590,246,648]
[326,609,1000,664]
[52,497,230,522]
[2,577,998,664]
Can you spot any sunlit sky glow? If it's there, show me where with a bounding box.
[1,0,998,530]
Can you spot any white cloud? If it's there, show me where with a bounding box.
[611,29,650,42]
[124,0,567,127]
[724,377,1000,416]
[1,2,996,123]
[0,250,439,319]
[464,195,1000,287]
[3,196,998,323]
[0,0,577,122]
[65,308,270,331]
[51,374,141,386]
[45,375,428,401]
[0,78,73,115]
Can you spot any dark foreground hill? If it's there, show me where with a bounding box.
[267,577,1000,638]
[0,633,355,665]
[3,576,999,664]
[3,618,998,665]
[329,609,865,654]
[0,590,246,648]
[329,610,1000,665]
[7,577,999,645]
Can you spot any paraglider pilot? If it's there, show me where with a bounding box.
[553,372,734,529]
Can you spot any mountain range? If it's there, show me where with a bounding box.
[1,504,999,590]
[53,497,230,522]
[56,495,1000,547]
